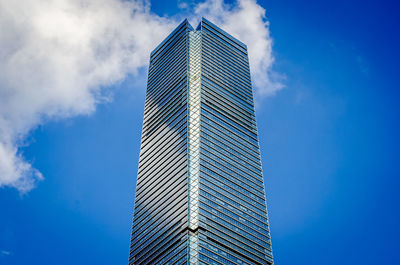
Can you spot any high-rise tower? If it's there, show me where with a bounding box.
[129,18,273,265]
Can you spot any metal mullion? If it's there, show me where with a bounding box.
[200,136,262,181]
[201,118,260,159]
[142,101,186,144]
[135,161,186,210]
[143,97,186,140]
[170,250,189,265]
[146,67,186,105]
[146,60,186,102]
[144,78,186,121]
[147,40,187,89]
[150,34,187,74]
[150,22,188,63]
[200,161,264,204]
[132,222,186,262]
[136,228,186,265]
[202,83,255,124]
[140,107,186,151]
[199,244,236,265]
[202,73,252,106]
[147,40,187,91]
[134,197,186,244]
[201,148,264,191]
[202,41,251,87]
[201,127,263,179]
[206,226,271,258]
[152,241,187,265]
[138,139,185,183]
[202,58,252,102]
[131,210,187,252]
[201,22,247,56]
[202,91,255,129]
[199,158,265,204]
[144,75,186,119]
[143,88,186,133]
[144,82,186,127]
[201,19,247,51]
[133,193,187,253]
[201,109,259,151]
[201,138,262,178]
[199,196,268,237]
[201,37,251,79]
[202,76,254,113]
[138,125,186,180]
[199,171,266,217]
[201,121,261,162]
[134,183,187,231]
[198,251,224,265]
[200,175,266,218]
[200,149,264,193]
[137,159,186,203]
[140,112,186,161]
[203,218,269,254]
[202,99,258,142]
[137,146,186,191]
[203,140,263,179]
[202,92,256,134]
[200,156,264,205]
[135,164,186,215]
[142,101,186,152]
[201,63,252,102]
[201,73,253,107]
[202,56,251,97]
[137,144,186,190]
[201,129,262,170]
[146,67,186,108]
[145,235,187,265]
[202,80,255,120]
[199,234,256,265]
[200,206,268,247]
[199,178,268,226]
[200,231,266,265]
[201,36,250,77]
[200,180,267,224]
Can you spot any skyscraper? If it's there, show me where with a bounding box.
[129,18,273,265]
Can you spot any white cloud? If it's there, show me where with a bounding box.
[0,0,280,192]
[0,0,177,192]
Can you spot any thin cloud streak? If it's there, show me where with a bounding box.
[0,250,11,256]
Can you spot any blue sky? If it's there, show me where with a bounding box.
[1,0,399,264]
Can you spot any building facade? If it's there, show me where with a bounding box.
[129,18,273,265]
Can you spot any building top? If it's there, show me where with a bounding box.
[150,17,247,60]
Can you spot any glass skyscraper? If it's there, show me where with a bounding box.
[129,18,273,265]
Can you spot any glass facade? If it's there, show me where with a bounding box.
[129,18,273,265]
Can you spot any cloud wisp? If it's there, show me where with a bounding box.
[0,250,12,256]
[0,0,281,192]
